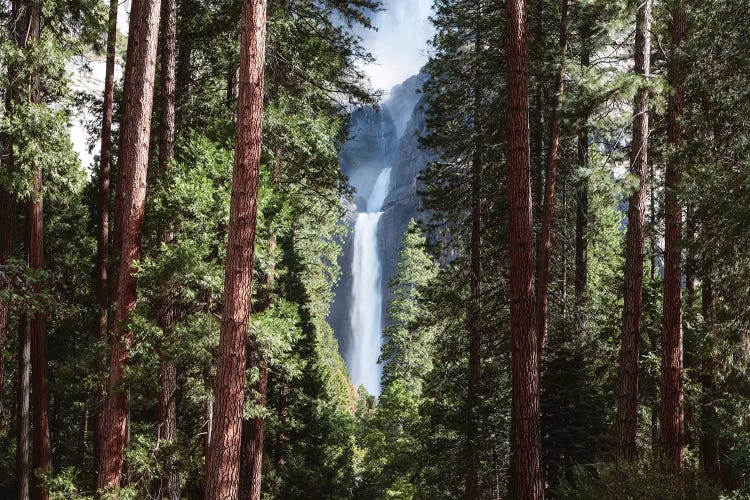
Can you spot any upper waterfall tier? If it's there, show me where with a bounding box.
[329,70,435,394]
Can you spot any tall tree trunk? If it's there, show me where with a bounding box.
[699,273,721,483]
[99,0,162,491]
[238,357,267,500]
[159,0,177,174]
[94,0,118,485]
[156,339,178,499]
[536,0,569,355]
[23,2,51,497]
[238,149,280,500]
[660,0,687,471]
[16,316,31,500]
[506,0,542,497]
[574,128,588,337]
[531,0,545,214]
[574,36,590,341]
[154,0,179,497]
[684,208,695,310]
[204,0,267,497]
[617,0,651,462]
[464,10,483,498]
[0,0,25,424]
[29,170,51,500]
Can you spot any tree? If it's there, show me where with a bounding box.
[99,0,163,491]
[536,0,569,355]
[93,0,118,483]
[465,3,484,496]
[154,0,180,497]
[660,0,686,472]
[506,0,542,497]
[617,0,651,462]
[204,0,268,497]
[16,317,31,500]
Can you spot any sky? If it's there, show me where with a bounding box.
[356,0,434,95]
[70,0,434,167]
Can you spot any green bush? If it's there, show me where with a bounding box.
[557,456,721,500]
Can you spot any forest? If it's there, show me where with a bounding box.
[0,0,749,498]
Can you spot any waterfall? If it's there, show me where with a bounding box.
[349,167,391,395]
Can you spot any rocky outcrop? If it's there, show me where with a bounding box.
[328,70,432,366]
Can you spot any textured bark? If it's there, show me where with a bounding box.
[536,0,569,355]
[0,0,29,426]
[93,0,118,485]
[99,0,162,491]
[660,1,686,471]
[29,171,51,500]
[238,358,267,500]
[574,37,590,340]
[699,274,721,483]
[238,149,280,500]
[684,208,696,310]
[574,128,589,338]
[464,13,483,498]
[23,2,51,497]
[204,0,267,497]
[156,342,179,500]
[16,316,31,500]
[159,0,177,174]
[617,0,651,462]
[154,0,180,497]
[506,0,542,497]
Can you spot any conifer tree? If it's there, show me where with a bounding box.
[100,0,163,490]
[506,0,542,496]
[205,0,268,497]
[617,0,651,462]
[660,0,686,472]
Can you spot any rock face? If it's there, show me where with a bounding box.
[328,70,432,373]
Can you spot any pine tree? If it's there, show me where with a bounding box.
[536,0,569,354]
[204,0,268,496]
[100,0,162,490]
[660,0,686,472]
[506,0,542,496]
[617,0,651,462]
[93,0,118,484]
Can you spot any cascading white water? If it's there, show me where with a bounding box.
[349,167,391,395]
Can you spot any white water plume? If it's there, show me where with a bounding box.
[349,167,392,395]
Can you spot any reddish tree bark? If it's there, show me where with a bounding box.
[154,0,180,497]
[574,128,589,336]
[159,0,177,174]
[464,11,483,498]
[22,2,51,497]
[0,0,30,427]
[660,1,686,472]
[238,149,280,500]
[699,273,721,483]
[204,0,267,497]
[93,0,118,484]
[99,0,162,491]
[239,356,267,500]
[156,339,179,499]
[574,34,591,340]
[536,0,569,355]
[506,0,542,497]
[16,316,31,500]
[29,172,51,500]
[617,0,651,462]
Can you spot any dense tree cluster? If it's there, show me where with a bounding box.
[0,0,748,498]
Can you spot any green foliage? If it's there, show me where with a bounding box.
[558,457,722,500]
[356,221,439,498]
